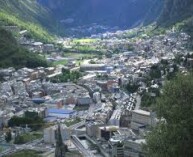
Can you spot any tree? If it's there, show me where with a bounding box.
[5,130,12,143]
[126,83,139,93]
[145,74,193,157]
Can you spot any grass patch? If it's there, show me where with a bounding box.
[64,118,81,127]
[0,146,4,153]
[66,150,83,157]
[53,59,68,66]
[14,132,43,144]
[73,38,98,43]
[63,52,96,59]
[73,105,89,111]
[0,11,54,42]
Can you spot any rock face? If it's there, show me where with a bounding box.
[38,0,163,28]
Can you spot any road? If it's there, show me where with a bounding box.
[69,121,85,130]
[71,135,95,157]
[0,139,43,157]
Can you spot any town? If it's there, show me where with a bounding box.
[0,24,192,157]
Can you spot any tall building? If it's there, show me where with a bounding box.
[109,138,124,157]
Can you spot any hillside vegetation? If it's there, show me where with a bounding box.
[38,0,163,28]
[0,28,48,68]
[158,0,193,48]
[158,0,193,26]
[0,0,54,42]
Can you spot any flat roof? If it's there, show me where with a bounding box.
[48,108,75,114]
[132,109,150,116]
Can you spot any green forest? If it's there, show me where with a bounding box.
[0,28,48,68]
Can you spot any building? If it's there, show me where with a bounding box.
[124,139,146,157]
[108,110,122,126]
[77,95,92,105]
[45,108,76,119]
[131,110,152,131]
[80,64,106,71]
[43,44,54,52]
[44,125,70,144]
[44,126,56,144]
[109,138,124,157]
[98,126,119,141]
[85,121,104,138]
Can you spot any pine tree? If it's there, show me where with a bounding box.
[5,130,12,143]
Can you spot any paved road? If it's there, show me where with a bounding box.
[0,139,43,157]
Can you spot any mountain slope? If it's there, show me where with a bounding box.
[0,0,55,41]
[158,0,193,25]
[38,0,163,28]
[0,28,48,68]
[158,0,193,48]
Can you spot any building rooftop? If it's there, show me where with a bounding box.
[48,108,75,114]
[132,109,150,116]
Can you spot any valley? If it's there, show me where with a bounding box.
[0,1,193,157]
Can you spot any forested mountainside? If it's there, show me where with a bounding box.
[38,0,163,28]
[0,28,48,68]
[158,0,193,25]
[0,0,54,41]
[158,0,193,47]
